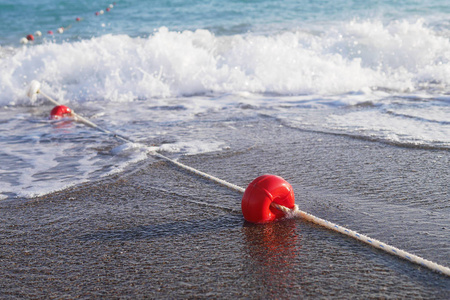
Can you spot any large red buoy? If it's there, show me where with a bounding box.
[241,175,295,223]
[50,105,73,120]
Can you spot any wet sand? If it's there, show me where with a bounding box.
[1,117,449,299]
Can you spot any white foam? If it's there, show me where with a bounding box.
[328,110,450,146]
[110,142,158,156]
[159,140,226,155]
[387,105,450,124]
[0,138,86,199]
[1,19,450,199]
[1,19,449,106]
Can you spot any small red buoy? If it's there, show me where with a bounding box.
[26,34,34,41]
[95,11,100,16]
[48,30,54,35]
[76,17,81,21]
[106,8,110,12]
[241,175,295,223]
[50,105,73,120]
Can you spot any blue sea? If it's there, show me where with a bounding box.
[1,0,449,199]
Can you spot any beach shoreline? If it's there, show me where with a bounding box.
[2,0,450,298]
[1,117,449,298]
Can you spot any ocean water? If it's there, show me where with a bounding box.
[1,0,450,199]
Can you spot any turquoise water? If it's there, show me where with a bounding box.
[1,0,450,44]
[0,1,450,198]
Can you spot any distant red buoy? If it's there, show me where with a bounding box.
[48,30,54,35]
[95,11,100,16]
[76,17,81,21]
[26,34,34,41]
[241,175,295,223]
[50,105,73,120]
[106,8,110,12]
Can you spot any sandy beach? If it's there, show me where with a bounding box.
[1,116,449,298]
[2,0,450,298]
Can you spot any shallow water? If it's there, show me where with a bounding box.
[1,0,450,199]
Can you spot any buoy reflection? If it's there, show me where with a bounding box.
[243,219,301,294]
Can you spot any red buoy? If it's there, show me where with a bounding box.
[241,175,295,223]
[50,105,73,120]
[26,34,34,41]
[48,30,54,35]
[76,17,81,21]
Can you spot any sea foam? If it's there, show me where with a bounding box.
[1,19,449,107]
[1,18,450,199]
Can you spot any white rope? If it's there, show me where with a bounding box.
[29,81,450,277]
[151,151,245,194]
[146,150,450,277]
[272,203,450,277]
